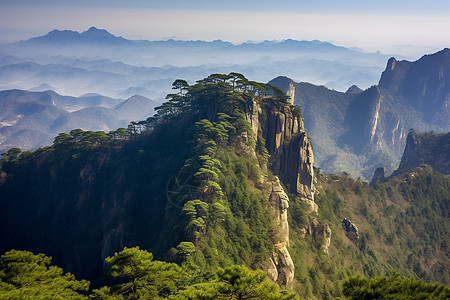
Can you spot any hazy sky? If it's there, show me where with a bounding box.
[1,0,449,56]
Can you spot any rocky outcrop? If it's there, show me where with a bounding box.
[245,98,317,287]
[270,49,450,180]
[244,98,314,201]
[370,167,386,186]
[396,130,450,175]
[286,82,296,105]
[379,49,450,129]
[307,217,332,254]
[266,177,295,287]
[342,218,359,242]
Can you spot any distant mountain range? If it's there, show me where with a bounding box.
[0,27,393,97]
[1,27,447,179]
[271,48,450,179]
[0,89,158,153]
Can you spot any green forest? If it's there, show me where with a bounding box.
[1,247,449,299]
[1,73,449,299]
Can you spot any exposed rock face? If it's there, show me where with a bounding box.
[271,243,295,287]
[269,178,290,245]
[396,130,450,175]
[370,167,386,186]
[379,49,450,128]
[266,177,295,287]
[270,49,450,180]
[245,98,317,287]
[307,217,332,254]
[244,99,314,201]
[286,82,296,105]
[342,218,359,242]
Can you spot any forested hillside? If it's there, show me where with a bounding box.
[291,165,449,298]
[1,73,449,299]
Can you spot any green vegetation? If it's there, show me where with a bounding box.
[284,165,450,298]
[1,73,449,299]
[0,250,89,299]
[175,265,296,300]
[3,247,448,299]
[1,248,296,299]
[91,247,183,299]
[342,271,450,299]
[0,73,290,291]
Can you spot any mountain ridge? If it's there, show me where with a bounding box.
[0,89,158,153]
[1,74,448,299]
[270,48,450,179]
[395,130,450,175]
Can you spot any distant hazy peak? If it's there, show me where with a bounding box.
[267,76,294,93]
[82,26,117,37]
[22,27,127,45]
[345,85,362,94]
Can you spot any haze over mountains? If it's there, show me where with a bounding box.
[271,48,450,180]
[0,27,391,98]
[1,73,448,298]
[0,27,448,180]
[0,89,158,152]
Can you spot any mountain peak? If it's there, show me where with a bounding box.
[345,85,362,94]
[396,130,450,175]
[82,26,115,38]
[87,26,100,32]
[22,27,127,46]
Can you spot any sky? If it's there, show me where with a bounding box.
[1,0,449,57]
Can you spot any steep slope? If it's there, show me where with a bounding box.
[301,165,450,298]
[270,48,450,180]
[0,75,316,290]
[269,77,355,174]
[395,130,450,175]
[379,48,450,128]
[1,74,448,299]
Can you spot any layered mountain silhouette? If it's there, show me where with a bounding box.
[271,48,450,179]
[24,27,129,46]
[0,27,390,96]
[0,89,159,153]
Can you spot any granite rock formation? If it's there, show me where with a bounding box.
[244,99,314,201]
[244,98,317,287]
[396,130,450,175]
[342,218,359,242]
[307,217,332,254]
[270,48,450,180]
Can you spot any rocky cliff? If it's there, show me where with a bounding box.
[0,78,319,290]
[379,49,450,129]
[265,177,295,287]
[244,98,317,287]
[396,130,450,175]
[270,48,450,180]
[245,99,314,201]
